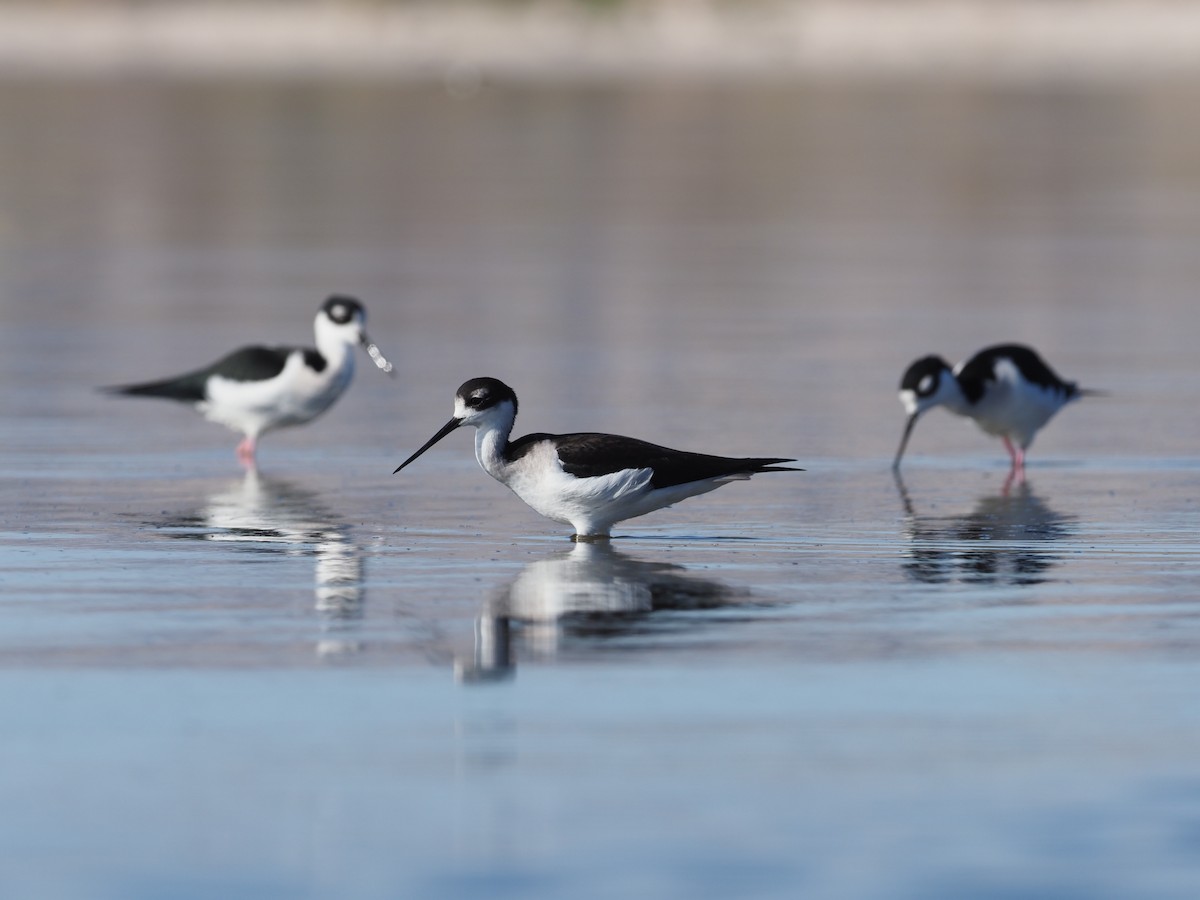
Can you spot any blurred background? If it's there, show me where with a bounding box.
[5,4,1200,900]
[5,0,1200,462]
[4,0,1200,80]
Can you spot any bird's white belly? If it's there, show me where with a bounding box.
[487,442,652,532]
[202,355,352,437]
[511,462,654,528]
[970,380,1062,446]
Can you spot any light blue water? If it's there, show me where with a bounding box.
[3,658,1198,900]
[2,78,1200,899]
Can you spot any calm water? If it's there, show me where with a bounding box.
[3,77,1200,899]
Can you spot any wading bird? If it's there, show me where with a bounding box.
[394,377,801,540]
[104,295,393,465]
[893,344,1096,473]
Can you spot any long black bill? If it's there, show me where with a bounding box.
[393,418,463,474]
[361,333,395,376]
[892,413,919,471]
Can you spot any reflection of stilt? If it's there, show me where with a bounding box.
[315,539,365,617]
[155,468,366,659]
[895,471,1073,586]
[893,469,916,519]
[455,542,749,682]
[455,616,515,684]
[314,538,366,661]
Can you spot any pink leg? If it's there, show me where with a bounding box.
[1001,465,1025,495]
[1001,437,1026,495]
[236,436,257,467]
[1001,435,1025,470]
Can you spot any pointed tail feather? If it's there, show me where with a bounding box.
[745,458,804,474]
[99,375,206,403]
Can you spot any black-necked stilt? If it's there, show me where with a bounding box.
[893,343,1097,472]
[103,295,393,465]
[393,377,802,540]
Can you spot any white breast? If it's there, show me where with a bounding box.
[498,441,655,528]
[202,351,354,437]
[968,358,1065,446]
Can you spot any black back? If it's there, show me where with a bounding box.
[956,344,1078,404]
[104,345,309,402]
[510,432,798,488]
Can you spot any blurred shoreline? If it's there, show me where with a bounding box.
[3,0,1200,82]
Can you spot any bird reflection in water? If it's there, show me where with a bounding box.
[456,542,749,683]
[156,468,365,659]
[895,472,1074,586]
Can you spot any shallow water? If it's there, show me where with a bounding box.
[2,77,1200,899]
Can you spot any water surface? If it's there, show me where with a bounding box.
[2,77,1200,899]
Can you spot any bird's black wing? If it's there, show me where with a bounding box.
[511,432,799,489]
[957,344,1078,404]
[102,345,301,402]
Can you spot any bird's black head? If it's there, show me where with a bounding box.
[456,377,519,418]
[893,355,955,470]
[321,295,365,325]
[393,377,519,475]
[899,355,951,399]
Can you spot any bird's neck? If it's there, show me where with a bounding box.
[310,339,352,382]
[941,376,973,416]
[313,318,355,375]
[474,419,514,480]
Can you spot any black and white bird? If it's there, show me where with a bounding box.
[893,344,1096,472]
[393,377,801,540]
[103,295,394,464]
